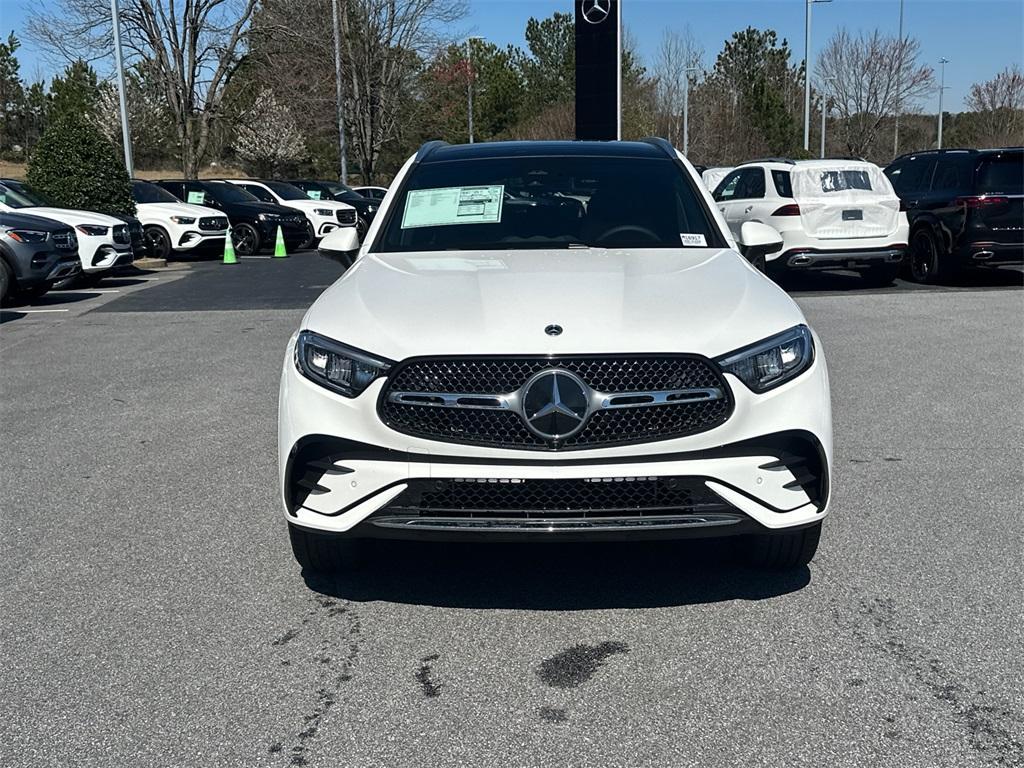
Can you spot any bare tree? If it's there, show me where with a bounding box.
[817,29,933,158]
[234,89,305,176]
[653,27,704,148]
[28,0,258,177]
[965,65,1024,146]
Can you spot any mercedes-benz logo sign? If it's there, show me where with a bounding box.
[580,0,610,24]
[545,324,563,336]
[521,369,591,441]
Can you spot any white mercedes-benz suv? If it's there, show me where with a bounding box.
[279,140,832,573]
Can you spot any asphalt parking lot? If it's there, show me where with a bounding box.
[2,254,1022,767]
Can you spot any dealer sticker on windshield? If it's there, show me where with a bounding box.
[680,233,707,247]
[402,185,504,229]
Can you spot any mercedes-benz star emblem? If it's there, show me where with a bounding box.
[521,370,591,442]
[580,0,611,24]
[545,324,563,336]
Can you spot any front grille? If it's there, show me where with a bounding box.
[379,355,732,451]
[383,476,730,519]
[112,225,130,245]
[52,231,76,250]
[199,216,228,231]
[281,215,305,229]
[336,209,357,225]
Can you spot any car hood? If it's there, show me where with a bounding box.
[15,207,122,228]
[136,201,224,219]
[303,247,806,360]
[0,211,72,232]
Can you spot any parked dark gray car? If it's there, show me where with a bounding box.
[0,211,81,303]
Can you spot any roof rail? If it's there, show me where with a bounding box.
[737,157,796,166]
[638,136,679,160]
[415,140,449,162]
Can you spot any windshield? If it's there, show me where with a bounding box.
[375,155,721,252]
[263,181,308,201]
[133,181,180,204]
[0,181,48,208]
[206,183,259,204]
[977,155,1024,195]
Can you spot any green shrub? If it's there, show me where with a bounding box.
[26,112,134,216]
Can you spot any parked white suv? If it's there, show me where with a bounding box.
[131,180,229,259]
[0,179,132,283]
[279,139,833,574]
[712,159,908,284]
[224,180,356,249]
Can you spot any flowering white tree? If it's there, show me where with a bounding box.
[233,89,306,176]
[965,65,1024,146]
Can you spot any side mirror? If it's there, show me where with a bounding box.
[318,226,360,269]
[737,221,783,264]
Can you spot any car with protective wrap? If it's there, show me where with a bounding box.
[279,139,832,574]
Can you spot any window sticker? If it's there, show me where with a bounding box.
[307,190,322,200]
[401,185,504,229]
[187,191,206,205]
[680,233,707,247]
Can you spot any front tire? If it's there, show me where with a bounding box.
[0,259,12,304]
[232,223,261,256]
[745,522,822,569]
[908,227,957,284]
[288,524,364,574]
[144,225,172,260]
[299,220,316,250]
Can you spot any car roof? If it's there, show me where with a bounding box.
[419,140,669,163]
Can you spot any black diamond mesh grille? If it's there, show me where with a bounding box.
[379,355,732,450]
[385,476,729,518]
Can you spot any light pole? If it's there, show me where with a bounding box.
[681,66,699,156]
[110,0,133,176]
[804,0,833,151]
[331,0,347,182]
[937,57,949,148]
[893,0,905,158]
[466,36,482,144]
[819,76,835,158]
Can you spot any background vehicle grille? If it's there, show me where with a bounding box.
[199,216,229,231]
[379,355,732,450]
[382,476,730,518]
[112,225,130,245]
[336,209,357,224]
[52,231,76,250]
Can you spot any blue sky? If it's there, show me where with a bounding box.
[5,0,1022,110]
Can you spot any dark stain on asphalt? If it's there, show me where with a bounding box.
[883,456,903,462]
[537,641,630,689]
[847,597,1024,765]
[415,654,442,698]
[268,596,361,766]
[539,706,568,723]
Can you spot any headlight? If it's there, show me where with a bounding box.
[170,215,196,224]
[366,205,377,214]
[716,325,814,393]
[295,331,392,397]
[76,224,109,236]
[6,229,49,243]
[258,213,278,222]
[314,208,333,216]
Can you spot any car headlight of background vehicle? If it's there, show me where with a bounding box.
[258,213,278,222]
[314,208,333,217]
[6,229,49,243]
[170,215,196,224]
[76,224,109,236]
[716,325,814,393]
[295,331,392,397]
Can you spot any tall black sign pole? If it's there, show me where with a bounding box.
[575,0,621,140]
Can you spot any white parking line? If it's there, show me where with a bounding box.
[64,289,122,294]
[1,308,70,313]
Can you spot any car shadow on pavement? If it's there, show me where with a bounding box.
[776,266,1023,294]
[302,539,811,610]
[1,291,100,308]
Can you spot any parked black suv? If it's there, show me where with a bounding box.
[0,211,81,303]
[286,179,378,237]
[884,148,1023,282]
[155,179,307,256]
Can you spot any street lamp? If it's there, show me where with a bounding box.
[803,0,833,151]
[937,57,950,149]
[110,0,133,176]
[681,66,700,156]
[466,36,483,144]
[893,0,905,157]
[819,75,836,159]
[331,0,347,182]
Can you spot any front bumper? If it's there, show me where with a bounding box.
[279,335,833,541]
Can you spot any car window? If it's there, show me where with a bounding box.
[206,183,259,204]
[263,181,308,201]
[133,181,180,204]
[0,182,42,208]
[158,182,185,200]
[375,155,724,252]
[931,158,969,193]
[887,158,935,195]
[771,170,793,198]
[239,184,275,203]
[714,170,743,201]
[976,154,1024,195]
[739,168,766,199]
